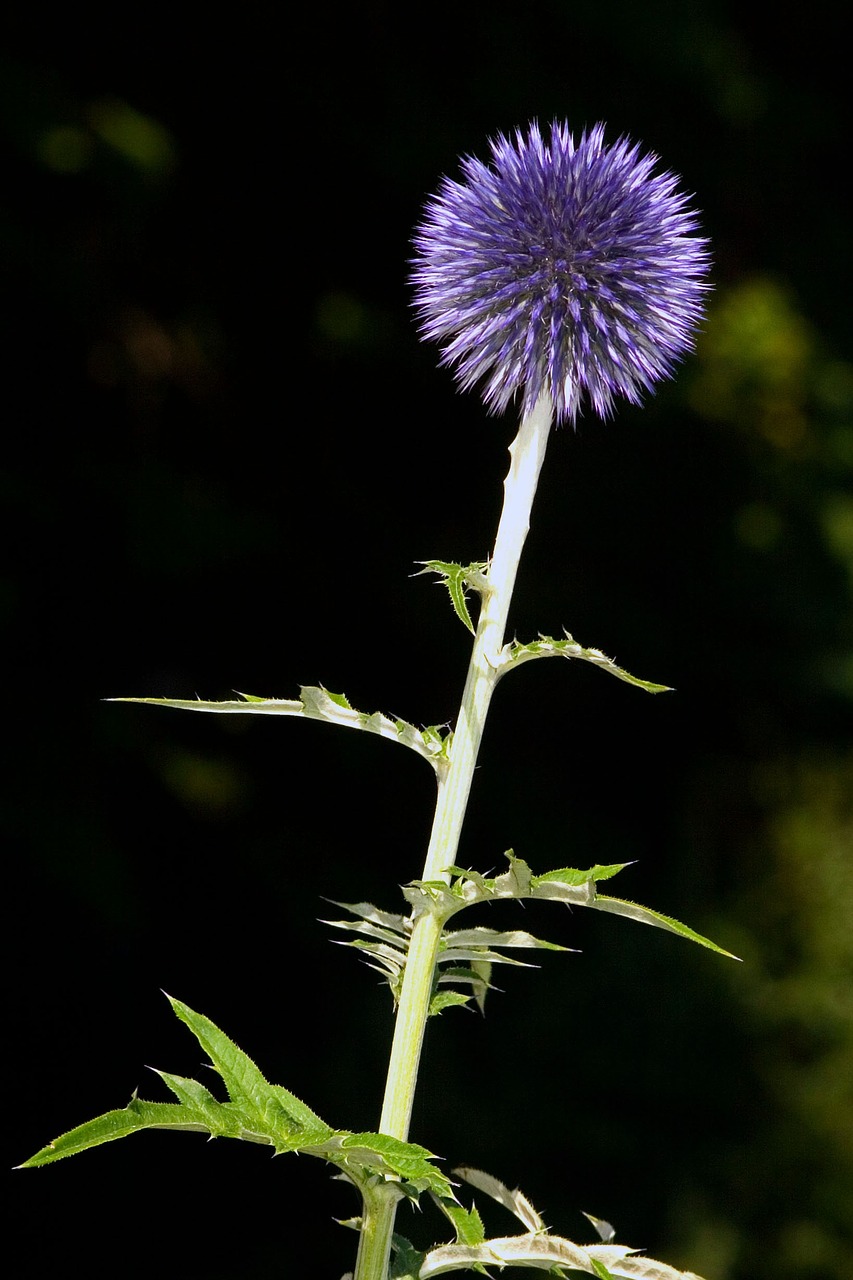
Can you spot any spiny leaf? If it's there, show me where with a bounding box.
[503,850,534,895]
[438,947,539,968]
[536,864,631,886]
[323,915,411,950]
[434,1195,487,1248]
[18,1087,320,1168]
[442,926,571,952]
[417,560,489,634]
[443,854,737,960]
[433,1169,705,1279]
[19,996,336,1168]
[420,1234,598,1276]
[323,900,411,937]
[469,957,492,1016]
[327,897,563,1014]
[500,632,671,694]
[403,880,466,918]
[421,1237,705,1278]
[430,990,473,1015]
[166,995,330,1135]
[166,994,267,1109]
[442,867,492,897]
[584,1212,617,1244]
[585,1248,707,1280]
[317,1132,453,1198]
[110,685,451,773]
[436,964,493,1017]
[18,1099,211,1167]
[588,897,740,960]
[19,997,454,1205]
[323,688,353,709]
[336,938,408,971]
[152,1070,222,1118]
[453,1167,545,1233]
[440,855,627,915]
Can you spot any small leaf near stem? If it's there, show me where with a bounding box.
[416,561,489,635]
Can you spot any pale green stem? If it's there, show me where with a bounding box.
[352,1181,407,1280]
[353,391,554,1280]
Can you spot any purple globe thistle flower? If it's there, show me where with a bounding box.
[411,121,710,423]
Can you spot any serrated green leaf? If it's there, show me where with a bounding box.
[340,1132,437,1174]
[403,880,464,918]
[152,1069,222,1117]
[19,995,340,1170]
[429,990,473,1016]
[318,1132,453,1198]
[504,850,534,895]
[445,854,737,960]
[166,996,263,1107]
[417,560,489,634]
[323,688,353,709]
[500,632,671,694]
[18,1099,211,1167]
[19,1000,458,1204]
[166,995,331,1137]
[110,685,450,773]
[442,856,623,914]
[434,1195,487,1247]
[436,963,495,1008]
[443,866,492,896]
[535,864,630,886]
[436,964,492,985]
[589,897,740,959]
[421,724,454,757]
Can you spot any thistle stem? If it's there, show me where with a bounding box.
[353,392,553,1280]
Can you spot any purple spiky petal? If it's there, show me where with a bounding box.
[411,122,710,424]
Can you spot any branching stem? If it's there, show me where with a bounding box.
[353,392,553,1280]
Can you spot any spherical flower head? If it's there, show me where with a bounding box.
[411,121,710,423]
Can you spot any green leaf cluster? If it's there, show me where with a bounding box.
[326,854,737,1016]
[19,996,452,1202]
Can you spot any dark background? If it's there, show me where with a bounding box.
[4,4,851,1277]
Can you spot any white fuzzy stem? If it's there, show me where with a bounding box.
[353,391,554,1280]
